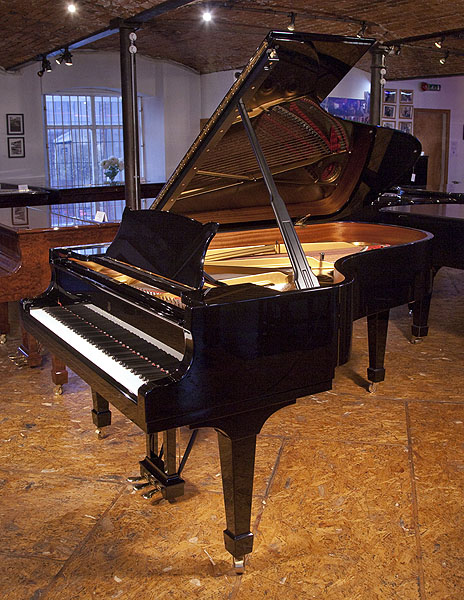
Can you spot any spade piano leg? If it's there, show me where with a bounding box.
[366,309,389,392]
[91,390,112,438]
[410,293,431,341]
[217,430,256,572]
[18,325,42,367]
[0,302,9,343]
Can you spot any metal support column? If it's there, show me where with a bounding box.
[369,46,388,126]
[119,23,141,210]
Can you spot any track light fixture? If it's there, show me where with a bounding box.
[37,55,52,76]
[202,9,212,22]
[434,37,444,49]
[439,51,450,65]
[56,47,73,66]
[356,21,367,38]
[287,12,296,31]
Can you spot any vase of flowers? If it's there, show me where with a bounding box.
[101,156,124,184]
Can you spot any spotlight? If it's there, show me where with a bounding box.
[37,69,45,77]
[287,12,296,32]
[42,56,52,72]
[202,10,212,22]
[439,51,449,65]
[434,37,444,49]
[356,21,367,38]
[67,3,76,13]
[56,48,73,66]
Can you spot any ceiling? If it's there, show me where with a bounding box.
[2,0,464,80]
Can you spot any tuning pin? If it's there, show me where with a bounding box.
[142,486,160,500]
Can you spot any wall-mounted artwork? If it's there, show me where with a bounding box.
[11,206,28,226]
[7,137,25,158]
[383,89,397,104]
[400,90,413,103]
[399,105,413,119]
[382,120,395,129]
[6,113,24,135]
[399,121,413,135]
[383,104,396,119]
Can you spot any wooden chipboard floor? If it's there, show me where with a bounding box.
[0,267,463,599]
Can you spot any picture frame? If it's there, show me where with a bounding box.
[11,206,28,227]
[399,121,413,135]
[381,120,396,129]
[399,105,413,119]
[7,137,25,158]
[400,89,413,104]
[6,113,24,135]
[382,104,396,119]
[383,89,397,104]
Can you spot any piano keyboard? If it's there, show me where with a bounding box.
[30,304,182,396]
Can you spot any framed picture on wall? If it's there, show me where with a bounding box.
[400,90,413,103]
[11,206,28,227]
[399,121,413,135]
[7,137,25,158]
[382,104,396,119]
[399,105,413,119]
[6,113,24,135]
[383,89,397,104]
[381,120,396,129]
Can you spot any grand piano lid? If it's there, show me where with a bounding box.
[151,30,421,226]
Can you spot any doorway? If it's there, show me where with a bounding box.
[413,108,450,192]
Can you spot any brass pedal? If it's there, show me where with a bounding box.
[142,486,161,500]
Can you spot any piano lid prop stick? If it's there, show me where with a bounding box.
[237,99,319,289]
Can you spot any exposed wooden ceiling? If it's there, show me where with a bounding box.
[2,0,464,80]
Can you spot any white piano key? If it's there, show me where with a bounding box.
[31,307,148,396]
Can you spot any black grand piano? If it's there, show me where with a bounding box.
[21,31,433,570]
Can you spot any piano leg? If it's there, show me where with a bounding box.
[0,302,9,343]
[217,430,256,572]
[51,355,68,395]
[410,293,431,342]
[366,309,389,393]
[18,326,42,367]
[91,390,112,438]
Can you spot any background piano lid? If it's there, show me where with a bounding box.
[151,31,421,227]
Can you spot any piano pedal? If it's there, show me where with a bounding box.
[127,475,145,483]
[410,336,423,344]
[0,334,6,344]
[132,481,151,491]
[54,384,63,396]
[142,485,161,500]
[8,353,28,368]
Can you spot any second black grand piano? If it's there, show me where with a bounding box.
[21,31,433,569]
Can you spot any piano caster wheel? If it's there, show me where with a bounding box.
[368,382,377,394]
[142,486,161,500]
[233,557,246,574]
[411,337,423,344]
[95,428,106,439]
[0,334,6,344]
[54,384,63,396]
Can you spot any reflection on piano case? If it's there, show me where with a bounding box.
[21,31,433,570]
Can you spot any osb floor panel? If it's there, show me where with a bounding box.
[0,267,463,599]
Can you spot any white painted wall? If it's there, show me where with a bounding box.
[382,76,464,192]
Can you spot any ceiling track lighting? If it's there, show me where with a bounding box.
[356,21,367,38]
[202,9,212,22]
[287,12,296,31]
[434,37,444,48]
[56,47,73,66]
[439,51,450,65]
[37,56,52,77]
